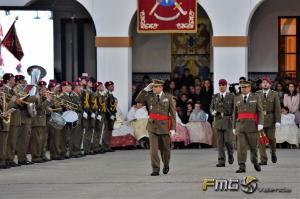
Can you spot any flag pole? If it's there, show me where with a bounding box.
[0,16,18,46]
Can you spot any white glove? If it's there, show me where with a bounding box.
[144,83,153,92]
[97,115,102,121]
[83,112,88,119]
[170,130,176,136]
[211,110,217,116]
[258,124,264,131]
[275,122,281,128]
[91,113,96,119]
[110,115,115,120]
[233,129,237,135]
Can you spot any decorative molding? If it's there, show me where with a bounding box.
[212,36,248,47]
[95,37,133,47]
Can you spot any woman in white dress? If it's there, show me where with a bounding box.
[275,107,299,148]
[127,102,149,149]
[186,101,213,146]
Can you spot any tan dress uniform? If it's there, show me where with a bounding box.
[210,92,234,166]
[136,87,176,174]
[257,89,281,164]
[31,97,50,162]
[233,92,264,171]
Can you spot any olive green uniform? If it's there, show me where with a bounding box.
[31,97,50,162]
[257,90,281,163]
[233,93,264,169]
[136,90,176,173]
[210,92,235,165]
[81,89,96,154]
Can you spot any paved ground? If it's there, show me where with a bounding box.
[0,149,299,199]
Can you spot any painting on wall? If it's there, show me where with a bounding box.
[171,17,211,79]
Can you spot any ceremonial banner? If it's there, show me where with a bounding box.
[137,0,197,33]
[1,22,24,61]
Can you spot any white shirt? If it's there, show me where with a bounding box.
[156,91,163,99]
[263,89,270,97]
[220,92,226,99]
[242,93,250,102]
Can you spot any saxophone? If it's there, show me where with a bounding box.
[1,92,11,124]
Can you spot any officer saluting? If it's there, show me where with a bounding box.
[233,80,264,173]
[136,79,176,176]
[210,79,234,167]
[257,77,281,165]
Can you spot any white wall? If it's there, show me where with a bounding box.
[248,0,300,72]
[133,34,171,73]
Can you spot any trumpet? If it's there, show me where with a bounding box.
[45,91,79,110]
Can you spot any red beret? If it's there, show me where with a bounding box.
[61,81,71,87]
[38,81,47,86]
[72,81,82,87]
[218,79,227,85]
[262,76,272,84]
[105,81,114,88]
[15,75,25,81]
[2,73,14,82]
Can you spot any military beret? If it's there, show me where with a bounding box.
[38,80,47,86]
[72,81,82,87]
[262,76,272,84]
[218,79,227,85]
[105,81,114,88]
[15,74,25,81]
[61,81,71,87]
[152,79,164,87]
[2,73,14,82]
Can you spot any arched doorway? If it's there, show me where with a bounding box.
[248,0,300,82]
[23,0,97,82]
[130,4,213,93]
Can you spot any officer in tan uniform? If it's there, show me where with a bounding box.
[136,79,176,176]
[210,79,234,167]
[257,77,281,165]
[233,80,264,173]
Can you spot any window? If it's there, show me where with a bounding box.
[279,17,298,80]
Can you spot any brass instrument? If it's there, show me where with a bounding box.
[0,92,15,124]
[46,91,79,111]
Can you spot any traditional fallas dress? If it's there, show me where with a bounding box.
[127,106,149,141]
[186,110,213,145]
[171,113,190,146]
[275,113,299,146]
[111,107,136,148]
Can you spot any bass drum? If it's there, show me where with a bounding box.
[62,110,79,128]
[49,112,66,130]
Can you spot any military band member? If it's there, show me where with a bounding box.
[92,82,107,154]
[136,79,176,176]
[81,78,96,155]
[4,73,22,167]
[233,80,264,173]
[0,80,15,169]
[257,77,281,165]
[98,81,117,154]
[69,81,84,158]
[210,79,234,167]
[31,81,51,163]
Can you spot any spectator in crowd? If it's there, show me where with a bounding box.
[192,85,202,103]
[275,82,285,106]
[284,83,300,126]
[194,78,202,87]
[131,81,140,106]
[165,80,178,96]
[181,68,194,87]
[200,79,214,123]
[188,85,195,100]
[275,107,299,148]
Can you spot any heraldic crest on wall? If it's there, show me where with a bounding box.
[137,0,197,33]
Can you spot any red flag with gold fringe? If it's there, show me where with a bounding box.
[1,22,24,61]
[138,0,197,33]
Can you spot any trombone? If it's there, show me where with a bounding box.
[45,91,79,110]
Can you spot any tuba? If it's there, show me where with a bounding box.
[26,65,47,117]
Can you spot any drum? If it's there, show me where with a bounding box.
[49,112,66,130]
[62,110,79,128]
